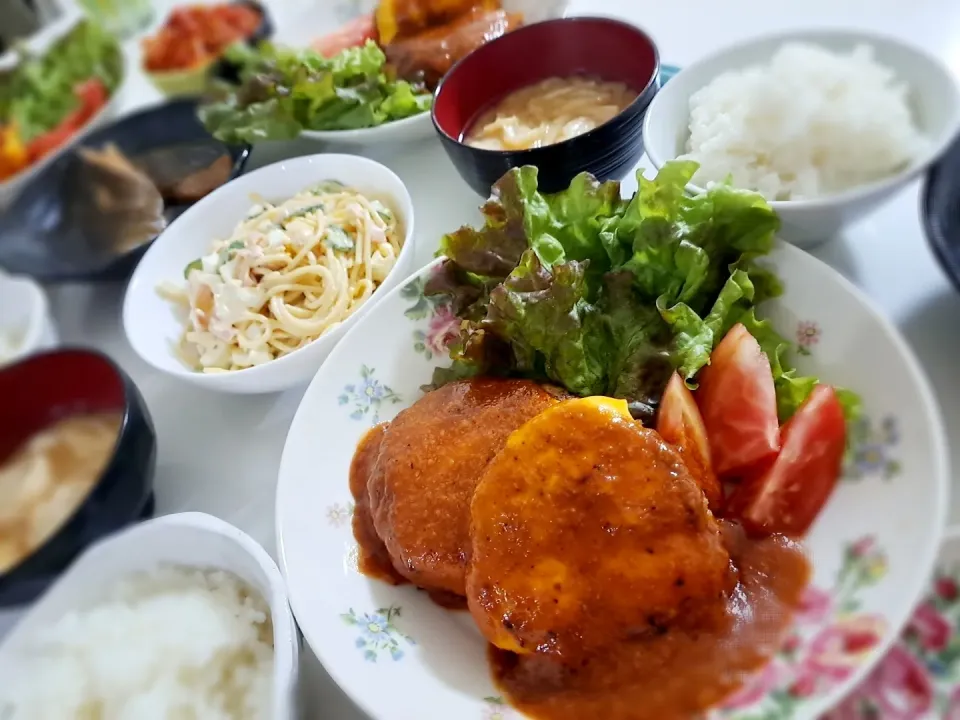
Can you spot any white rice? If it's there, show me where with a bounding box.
[679,42,930,200]
[0,566,273,719]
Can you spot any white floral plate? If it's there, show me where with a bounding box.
[276,242,949,720]
[285,0,570,147]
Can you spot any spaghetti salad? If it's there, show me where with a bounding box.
[160,181,402,372]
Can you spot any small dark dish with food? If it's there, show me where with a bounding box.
[0,349,157,606]
[432,16,660,195]
[922,132,960,293]
[0,99,250,282]
[145,0,274,96]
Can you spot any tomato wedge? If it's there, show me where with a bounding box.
[313,13,377,58]
[657,372,723,511]
[727,384,847,537]
[696,323,780,477]
[26,78,108,162]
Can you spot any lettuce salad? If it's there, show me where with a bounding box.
[199,40,432,143]
[427,161,861,425]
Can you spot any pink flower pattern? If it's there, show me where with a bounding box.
[712,535,891,719]
[425,304,460,357]
[796,585,833,625]
[907,602,954,653]
[720,661,785,711]
[823,563,960,720]
[796,320,821,354]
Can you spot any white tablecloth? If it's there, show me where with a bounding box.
[5,0,960,716]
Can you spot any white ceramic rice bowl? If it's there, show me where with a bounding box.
[275,241,949,720]
[122,153,416,394]
[642,29,960,247]
[0,512,300,720]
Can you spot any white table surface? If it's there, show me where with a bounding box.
[5,0,960,717]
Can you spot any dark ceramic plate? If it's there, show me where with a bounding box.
[0,349,157,606]
[922,133,960,293]
[0,99,250,283]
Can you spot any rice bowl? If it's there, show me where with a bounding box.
[642,29,960,246]
[680,42,929,201]
[0,566,274,717]
[0,512,299,719]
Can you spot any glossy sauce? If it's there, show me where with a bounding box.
[349,424,406,585]
[489,522,811,720]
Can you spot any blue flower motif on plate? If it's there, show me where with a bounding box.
[341,605,415,663]
[338,365,401,423]
[845,415,901,481]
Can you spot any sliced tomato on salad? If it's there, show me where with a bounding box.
[657,372,723,512]
[727,384,847,537]
[313,13,377,58]
[695,323,780,478]
[72,79,109,125]
[25,78,108,162]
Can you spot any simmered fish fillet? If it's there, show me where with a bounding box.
[467,397,732,664]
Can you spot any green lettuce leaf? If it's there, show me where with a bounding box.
[428,160,861,432]
[486,250,603,396]
[199,40,432,142]
[199,98,302,144]
[3,19,123,140]
[439,169,535,278]
[596,272,676,423]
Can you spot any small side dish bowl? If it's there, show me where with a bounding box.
[295,0,570,148]
[0,349,157,607]
[642,29,960,247]
[432,16,660,196]
[123,153,416,394]
[146,59,217,98]
[0,99,251,283]
[0,270,57,367]
[0,512,299,719]
[0,11,125,209]
[145,0,275,98]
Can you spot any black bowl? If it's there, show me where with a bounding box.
[0,349,157,606]
[432,16,660,196]
[0,99,251,283]
[922,132,960,293]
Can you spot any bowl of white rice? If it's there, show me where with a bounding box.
[642,30,960,246]
[0,512,299,719]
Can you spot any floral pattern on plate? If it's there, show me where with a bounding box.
[796,320,821,355]
[845,416,901,482]
[401,275,458,360]
[327,502,354,528]
[342,605,415,662]
[715,537,889,719]
[482,696,516,719]
[824,557,960,719]
[339,365,402,423]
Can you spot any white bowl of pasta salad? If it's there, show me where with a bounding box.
[122,154,416,394]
